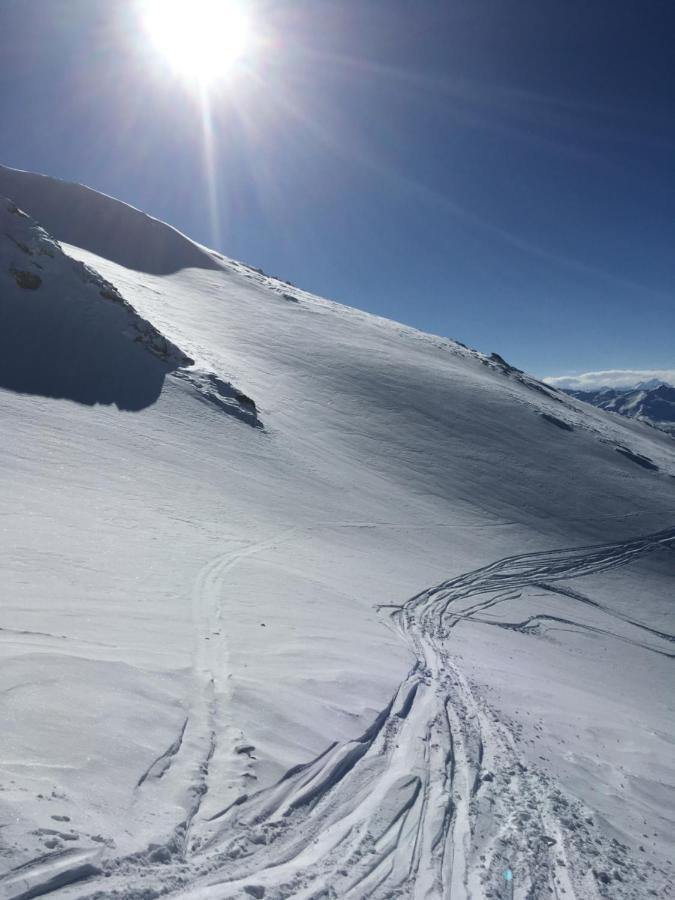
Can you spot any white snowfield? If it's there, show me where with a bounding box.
[0,165,673,900]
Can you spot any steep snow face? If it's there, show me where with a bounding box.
[0,197,193,409]
[0,198,259,423]
[0,168,674,900]
[568,384,675,436]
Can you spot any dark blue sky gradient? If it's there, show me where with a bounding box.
[1,0,674,376]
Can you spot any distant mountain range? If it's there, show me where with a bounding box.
[565,381,675,436]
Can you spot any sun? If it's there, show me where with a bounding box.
[141,0,252,85]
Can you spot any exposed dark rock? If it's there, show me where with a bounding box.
[541,413,574,431]
[11,267,42,289]
[615,447,658,471]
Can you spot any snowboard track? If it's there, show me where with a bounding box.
[7,527,674,900]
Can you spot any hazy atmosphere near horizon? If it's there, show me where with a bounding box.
[1,0,674,381]
[1,3,674,900]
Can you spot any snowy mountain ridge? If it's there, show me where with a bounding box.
[0,164,673,900]
[0,164,221,275]
[566,383,675,437]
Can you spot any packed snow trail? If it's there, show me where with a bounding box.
[5,528,673,900]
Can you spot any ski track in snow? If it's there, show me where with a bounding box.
[136,530,301,862]
[4,528,674,900]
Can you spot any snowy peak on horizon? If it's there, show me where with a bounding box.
[635,377,673,391]
[566,382,675,437]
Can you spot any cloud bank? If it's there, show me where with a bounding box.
[544,369,675,391]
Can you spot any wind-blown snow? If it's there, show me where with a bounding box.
[0,167,673,900]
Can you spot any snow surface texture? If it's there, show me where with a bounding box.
[0,165,673,900]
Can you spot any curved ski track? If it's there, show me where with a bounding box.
[6,528,674,900]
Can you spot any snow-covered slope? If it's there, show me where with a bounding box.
[0,166,673,900]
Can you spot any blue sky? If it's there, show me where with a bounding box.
[1,0,674,379]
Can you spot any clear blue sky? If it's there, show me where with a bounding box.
[1,0,674,378]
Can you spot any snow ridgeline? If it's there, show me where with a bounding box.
[0,165,221,275]
[0,197,258,423]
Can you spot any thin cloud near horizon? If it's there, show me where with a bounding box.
[544,369,675,390]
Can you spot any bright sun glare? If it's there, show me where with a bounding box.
[141,0,251,84]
